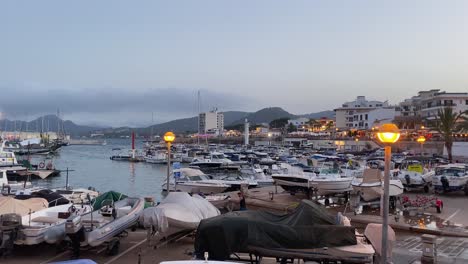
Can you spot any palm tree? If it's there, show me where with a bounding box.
[430,107,467,162]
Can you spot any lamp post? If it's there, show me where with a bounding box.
[376,123,400,264]
[164,132,175,193]
[417,135,426,156]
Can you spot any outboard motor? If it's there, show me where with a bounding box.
[0,214,21,256]
[405,174,411,186]
[441,176,450,191]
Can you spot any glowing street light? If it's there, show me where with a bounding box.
[417,135,426,155]
[164,132,176,192]
[376,123,400,263]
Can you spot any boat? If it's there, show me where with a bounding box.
[162,168,230,194]
[194,200,376,263]
[65,191,144,254]
[53,187,99,204]
[352,169,404,202]
[145,151,167,164]
[0,196,48,216]
[271,164,315,194]
[140,192,220,240]
[0,169,32,195]
[432,163,468,194]
[308,164,354,195]
[4,202,93,245]
[189,152,240,171]
[397,160,434,192]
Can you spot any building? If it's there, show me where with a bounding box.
[288,117,309,127]
[397,89,468,120]
[335,96,396,130]
[199,109,224,136]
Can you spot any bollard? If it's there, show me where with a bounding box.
[421,234,437,264]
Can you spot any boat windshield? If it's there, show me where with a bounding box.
[211,154,224,159]
[435,167,465,177]
[188,174,210,181]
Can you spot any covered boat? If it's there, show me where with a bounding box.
[194,200,375,263]
[141,192,220,240]
[0,196,48,216]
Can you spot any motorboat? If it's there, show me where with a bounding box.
[190,152,240,171]
[145,151,167,164]
[66,191,144,253]
[0,169,32,195]
[215,175,258,191]
[240,165,274,187]
[194,200,377,263]
[432,164,468,194]
[162,168,230,194]
[352,169,404,202]
[53,187,100,204]
[397,160,434,192]
[5,202,93,245]
[271,164,315,194]
[140,192,220,240]
[309,166,353,196]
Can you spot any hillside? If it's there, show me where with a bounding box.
[0,115,101,137]
[230,107,296,125]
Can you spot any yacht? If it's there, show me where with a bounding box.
[0,169,32,195]
[162,168,230,194]
[433,164,468,194]
[309,165,353,196]
[145,150,167,164]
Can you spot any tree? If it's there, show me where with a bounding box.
[287,123,297,133]
[430,107,467,162]
[269,118,289,128]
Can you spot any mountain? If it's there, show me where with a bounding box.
[230,107,296,125]
[0,115,101,137]
[300,110,335,119]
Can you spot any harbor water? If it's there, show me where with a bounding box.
[29,139,167,202]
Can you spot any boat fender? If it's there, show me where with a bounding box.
[39,162,45,169]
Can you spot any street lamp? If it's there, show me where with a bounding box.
[376,123,400,264]
[417,135,426,156]
[164,132,175,193]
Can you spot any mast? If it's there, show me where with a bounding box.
[197,90,200,145]
[150,112,154,140]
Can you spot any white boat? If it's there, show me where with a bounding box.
[145,151,167,164]
[13,203,92,245]
[66,194,144,249]
[309,166,353,195]
[53,188,100,204]
[433,163,468,194]
[141,192,220,240]
[162,168,230,194]
[352,169,404,202]
[397,160,434,192]
[0,169,32,195]
[240,165,274,186]
[272,164,315,194]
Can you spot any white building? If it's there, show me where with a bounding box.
[397,89,468,119]
[199,109,224,135]
[335,96,396,129]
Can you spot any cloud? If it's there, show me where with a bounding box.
[0,85,254,127]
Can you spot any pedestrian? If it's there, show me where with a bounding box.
[238,192,247,210]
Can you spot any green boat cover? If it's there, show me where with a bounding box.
[92,191,127,210]
[194,200,357,260]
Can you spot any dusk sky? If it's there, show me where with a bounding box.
[1,1,467,127]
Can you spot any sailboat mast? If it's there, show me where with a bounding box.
[197,90,200,145]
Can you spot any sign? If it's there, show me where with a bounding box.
[173,162,181,179]
[408,164,423,173]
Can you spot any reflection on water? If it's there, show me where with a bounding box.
[29,139,167,202]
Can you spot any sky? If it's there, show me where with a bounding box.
[1,1,467,127]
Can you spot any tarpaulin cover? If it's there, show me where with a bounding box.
[0,196,48,216]
[92,191,127,210]
[194,200,357,260]
[15,189,70,207]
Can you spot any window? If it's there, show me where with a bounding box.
[466,100,468,105]
[365,114,368,120]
